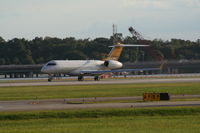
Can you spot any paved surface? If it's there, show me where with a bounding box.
[0,78,200,87]
[0,100,199,112]
[0,95,200,112]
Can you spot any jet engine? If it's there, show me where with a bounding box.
[104,60,123,69]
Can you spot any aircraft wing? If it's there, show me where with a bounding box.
[80,68,160,75]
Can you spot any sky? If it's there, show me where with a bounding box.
[0,0,200,41]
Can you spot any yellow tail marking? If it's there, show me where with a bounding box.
[104,45,123,61]
[160,61,167,70]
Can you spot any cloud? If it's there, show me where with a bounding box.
[121,0,170,9]
[177,0,200,8]
[0,0,199,40]
[121,0,200,9]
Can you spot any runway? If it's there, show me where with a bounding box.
[0,77,200,87]
[0,95,200,112]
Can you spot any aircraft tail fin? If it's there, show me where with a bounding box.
[103,43,149,61]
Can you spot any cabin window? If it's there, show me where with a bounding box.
[47,62,56,66]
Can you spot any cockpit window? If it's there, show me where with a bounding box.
[47,62,56,66]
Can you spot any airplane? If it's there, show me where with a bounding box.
[41,43,162,81]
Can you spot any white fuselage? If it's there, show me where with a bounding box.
[41,60,122,76]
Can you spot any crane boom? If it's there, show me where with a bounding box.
[128,27,163,61]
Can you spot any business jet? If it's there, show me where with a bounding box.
[41,43,162,81]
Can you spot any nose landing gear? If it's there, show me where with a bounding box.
[48,75,53,82]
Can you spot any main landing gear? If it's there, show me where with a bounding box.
[77,75,100,81]
[78,75,84,81]
[94,75,100,81]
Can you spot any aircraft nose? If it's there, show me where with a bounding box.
[41,66,47,73]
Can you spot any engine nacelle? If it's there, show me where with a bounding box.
[104,60,123,69]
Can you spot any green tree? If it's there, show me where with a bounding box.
[0,36,5,43]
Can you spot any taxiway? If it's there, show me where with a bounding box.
[0,77,200,87]
[0,95,200,112]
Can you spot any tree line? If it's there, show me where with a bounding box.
[0,36,200,65]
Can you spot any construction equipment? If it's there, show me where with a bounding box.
[129,27,163,61]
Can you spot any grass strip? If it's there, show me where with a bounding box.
[0,107,200,120]
[0,82,200,101]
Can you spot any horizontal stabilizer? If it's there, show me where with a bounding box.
[109,44,149,47]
